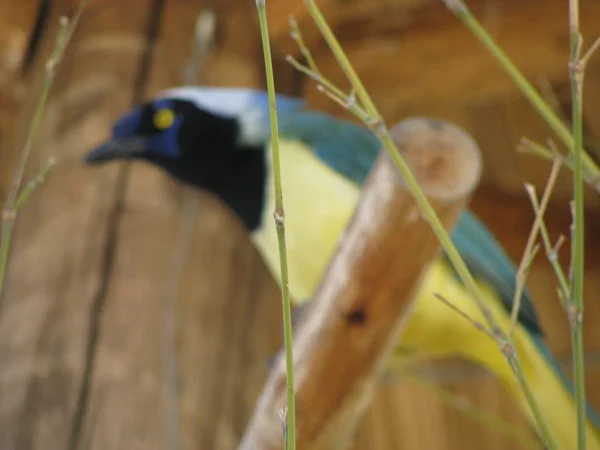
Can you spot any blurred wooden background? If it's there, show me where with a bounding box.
[1,0,600,449]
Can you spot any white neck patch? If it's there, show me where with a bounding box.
[158,86,303,148]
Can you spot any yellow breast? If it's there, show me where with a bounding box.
[251,138,361,302]
[249,138,600,448]
[250,138,499,345]
[250,138,516,354]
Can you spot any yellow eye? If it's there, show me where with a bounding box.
[153,108,175,130]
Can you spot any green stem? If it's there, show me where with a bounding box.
[14,158,56,211]
[519,138,559,162]
[0,158,56,291]
[508,160,562,339]
[568,1,586,447]
[303,1,558,448]
[527,196,570,303]
[0,72,54,296]
[256,1,296,449]
[0,15,71,299]
[444,0,600,191]
[573,320,587,450]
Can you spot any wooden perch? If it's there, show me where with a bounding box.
[238,117,483,450]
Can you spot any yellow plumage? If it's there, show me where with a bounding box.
[251,138,600,449]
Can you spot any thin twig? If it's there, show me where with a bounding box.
[434,293,496,341]
[518,137,600,189]
[0,2,89,300]
[518,138,561,162]
[256,1,296,449]
[286,21,375,124]
[285,54,345,103]
[0,158,57,298]
[52,0,90,70]
[526,191,570,305]
[536,77,600,162]
[508,158,562,337]
[289,17,321,77]
[538,76,568,124]
[285,22,369,122]
[13,157,56,211]
[581,36,600,66]
[295,4,559,447]
[287,54,370,123]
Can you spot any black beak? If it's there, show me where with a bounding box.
[84,136,148,164]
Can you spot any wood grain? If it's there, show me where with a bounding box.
[75,0,283,449]
[0,1,154,448]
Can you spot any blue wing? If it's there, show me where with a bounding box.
[451,211,542,335]
[279,111,381,185]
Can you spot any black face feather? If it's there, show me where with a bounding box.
[84,98,268,231]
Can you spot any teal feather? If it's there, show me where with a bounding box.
[280,111,381,185]
[450,211,541,334]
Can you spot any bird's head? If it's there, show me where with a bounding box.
[85,97,185,163]
[85,94,246,185]
[84,87,304,230]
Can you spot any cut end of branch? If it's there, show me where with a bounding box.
[388,117,482,202]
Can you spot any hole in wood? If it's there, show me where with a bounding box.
[345,307,366,325]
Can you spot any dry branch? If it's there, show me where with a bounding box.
[238,117,482,450]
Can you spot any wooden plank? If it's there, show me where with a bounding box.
[75,0,285,449]
[0,1,154,448]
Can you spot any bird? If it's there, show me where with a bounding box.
[85,85,600,448]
